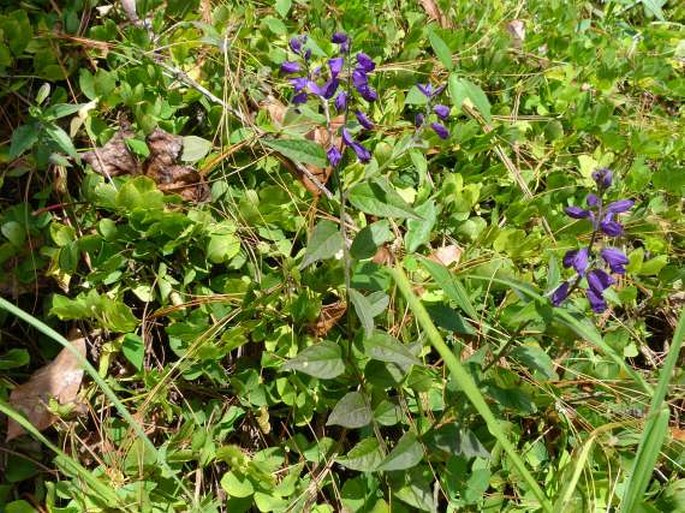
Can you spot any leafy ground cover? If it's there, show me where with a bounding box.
[1,0,684,511]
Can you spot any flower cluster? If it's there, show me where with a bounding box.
[551,168,633,313]
[413,83,450,139]
[279,32,378,166]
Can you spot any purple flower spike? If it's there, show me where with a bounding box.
[327,146,342,167]
[328,57,344,78]
[356,52,375,72]
[417,83,434,98]
[351,141,372,163]
[331,32,348,44]
[606,199,634,214]
[415,113,425,127]
[358,85,378,102]
[587,269,614,294]
[341,128,355,147]
[563,248,589,275]
[334,91,348,112]
[600,214,623,237]
[592,168,613,189]
[565,206,591,219]
[355,110,374,130]
[586,194,601,207]
[352,70,368,88]
[430,122,449,139]
[601,248,629,274]
[292,92,308,105]
[280,61,300,74]
[434,104,450,120]
[586,288,607,313]
[551,282,570,306]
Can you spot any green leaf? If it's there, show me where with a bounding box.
[42,103,84,120]
[263,138,328,168]
[349,289,375,339]
[641,0,665,20]
[122,334,144,371]
[377,432,423,471]
[419,257,478,319]
[326,391,372,429]
[511,342,555,380]
[124,137,150,158]
[284,340,345,379]
[348,178,420,220]
[424,302,475,335]
[364,331,421,369]
[428,28,453,70]
[405,200,437,253]
[301,220,344,268]
[206,225,241,264]
[449,74,492,124]
[275,0,292,18]
[35,83,50,105]
[43,123,78,158]
[182,135,213,162]
[0,348,29,369]
[2,221,26,247]
[350,220,393,260]
[337,438,384,471]
[5,500,38,513]
[9,123,40,159]
[221,471,255,498]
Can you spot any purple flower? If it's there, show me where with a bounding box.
[551,282,570,306]
[565,206,591,219]
[292,92,308,104]
[600,214,623,237]
[308,79,339,99]
[586,194,601,207]
[352,70,368,88]
[605,199,634,214]
[327,146,342,167]
[331,32,348,44]
[415,113,425,127]
[356,52,375,73]
[601,248,628,274]
[334,91,348,112]
[341,128,355,146]
[586,288,607,313]
[434,104,450,120]
[417,83,434,98]
[328,57,344,78]
[351,141,371,163]
[280,61,300,74]
[563,248,589,275]
[592,168,613,189]
[355,110,374,130]
[303,48,312,61]
[289,35,306,53]
[430,122,449,139]
[587,269,614,294]
[358,85,378,102]
[290,76,308,92]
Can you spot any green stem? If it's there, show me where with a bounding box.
[390,263,553,512]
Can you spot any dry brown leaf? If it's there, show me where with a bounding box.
[7,331,87,441]
[82,129,140,177]
[428,244,462,267]
[372,245,394,266]
[419,0,454,28]
[506,20,526,48]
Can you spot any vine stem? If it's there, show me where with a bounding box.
[389,263,553,513]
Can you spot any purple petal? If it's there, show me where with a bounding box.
[587,269,614,294]
[341,128,355,147]
[327,146,342,167]
[352,70,368,88]
[551,282,570,306]
[586,194,601,207]
[328,57,344,78]
[280,61,300,74]
[415,113,425,127]
[563,249,577,269]
[430,122,449,139]
[292,92,308,105]
[307,80,325,97]
[433,104,450,120]
[334,91,348,112]
[331,32,348,44]
[586,288,607,313]
[290,76,309,92]
[601,248,628,274]
[417,83,433,98]
[564,247,589,275]
[600,216,623,237]
[358,85,378,102]
[351,141,371,163]
[356,52,375,73]
[323,78,340,99]
[289,36,305,53]
[565,206,591,219]
[355,110,374,130]
[303,48,312,61]
[592,168,613,189]
[606,199,634,214]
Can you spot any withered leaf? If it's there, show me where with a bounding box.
[419,0,454,28]
[7,332,87,441]
[82,129,140,177]
[428,244,462,267]
[308,300,347,337]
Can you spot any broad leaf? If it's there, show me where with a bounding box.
[420,257,478,318]
[405,200,437,253]
[349,289,374,339]
[337,437,384,471]
[350,220,393,260]
[377,432,423,471]
[326,391,372,429]
[263,138,328,168]
[449,74,492,124]
[428,28,453,70]
[182,135,213,162]
[348,178,420,220]
[284,340,345,379]
[364,330,421,369]
[301,220,344,268]
[9,123,39,159]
